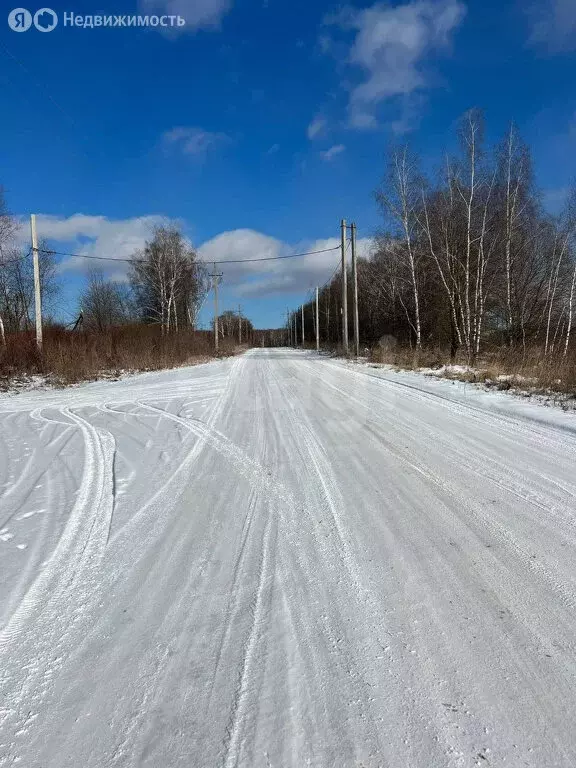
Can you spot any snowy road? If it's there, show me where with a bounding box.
[1,348,576,767]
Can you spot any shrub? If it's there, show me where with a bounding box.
[0,325,233,385]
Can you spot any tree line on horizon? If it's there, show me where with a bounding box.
[0,212,248,379]
[296,108,576,368]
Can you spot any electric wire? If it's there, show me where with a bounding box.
[37,245,341,265]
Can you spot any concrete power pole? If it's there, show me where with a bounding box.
[340,219,349,355]
[301,304,305,346]
[351,222,360,357]
[210,263,223,352]
[315,286,320,352]
[238,304,242,344]
[30,214,43,351]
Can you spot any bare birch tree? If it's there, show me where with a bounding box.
[376,146,423,350]
[130,226,206,334]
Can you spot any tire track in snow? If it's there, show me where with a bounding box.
[266,358,434,764]
[271,352,575,765]
[0,418,74,530]
[325,359,576,454]
[105,356,245,561]
[134,402,294,512]
[303,358,576,535]
[221,504,277,768]
[361,420,576,627]
[134,371,389,764]
[206,487,259,714]
[0,408,115,765]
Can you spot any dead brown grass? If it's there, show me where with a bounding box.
[369,343,576,396]
[369,345,445,370]
[0,325,237,386]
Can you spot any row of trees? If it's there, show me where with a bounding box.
[0,206,217,339]
[216,310,254,341]
[294,109,576,364]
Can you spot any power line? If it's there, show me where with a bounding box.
[210,246,340,264]
[302,239,349,305]
[0,248,32,266]
[37,245,340,265]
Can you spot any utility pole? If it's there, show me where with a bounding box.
[340,218,349,355]
[286,309,291,346]
[210,263,223,352]
[301,304,305,346]
[238,304,242,344]
[30,214,43,351]
[315,286,320,352]
[351,222,360,357]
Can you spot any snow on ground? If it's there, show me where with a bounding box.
[1,349,576,767]
[348,357,576,416]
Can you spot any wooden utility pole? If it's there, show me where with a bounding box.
[286,309,291,346]
[315,286,320,352]
[210,263,223,352]
[351,222,360,357]
[238,304,242,344]
[30,214,43,351]
[301,304,305,346]
[340,219,349,354]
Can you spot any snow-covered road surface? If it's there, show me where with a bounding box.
[1,348,576,768]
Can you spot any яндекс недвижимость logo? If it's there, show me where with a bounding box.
[8,7,58,31]
[8,8,186,30]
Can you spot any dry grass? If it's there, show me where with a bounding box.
[0,325,237,386]
[369,345,445,370]
[369,343,576,396]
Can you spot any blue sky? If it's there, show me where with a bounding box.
[1,0,575,328]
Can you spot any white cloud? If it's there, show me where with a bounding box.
[19,214,175,279]
[199,230,374,296]
[307,116,327,140]
[21,216,375,298]
[320,144,346,161]
[526,0,576,53]
[199,229,281,267]
[329,0,465,130]
[138,0,232,32]
[162,126,229,158]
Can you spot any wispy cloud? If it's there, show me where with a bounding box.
[525,0,576,53]
[326,0,465,131]
[320,144,346,161]
[161,126,230,158]
[307,116,327,140]
[138,0,232,32]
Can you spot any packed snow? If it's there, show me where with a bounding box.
[1,348,576,767]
